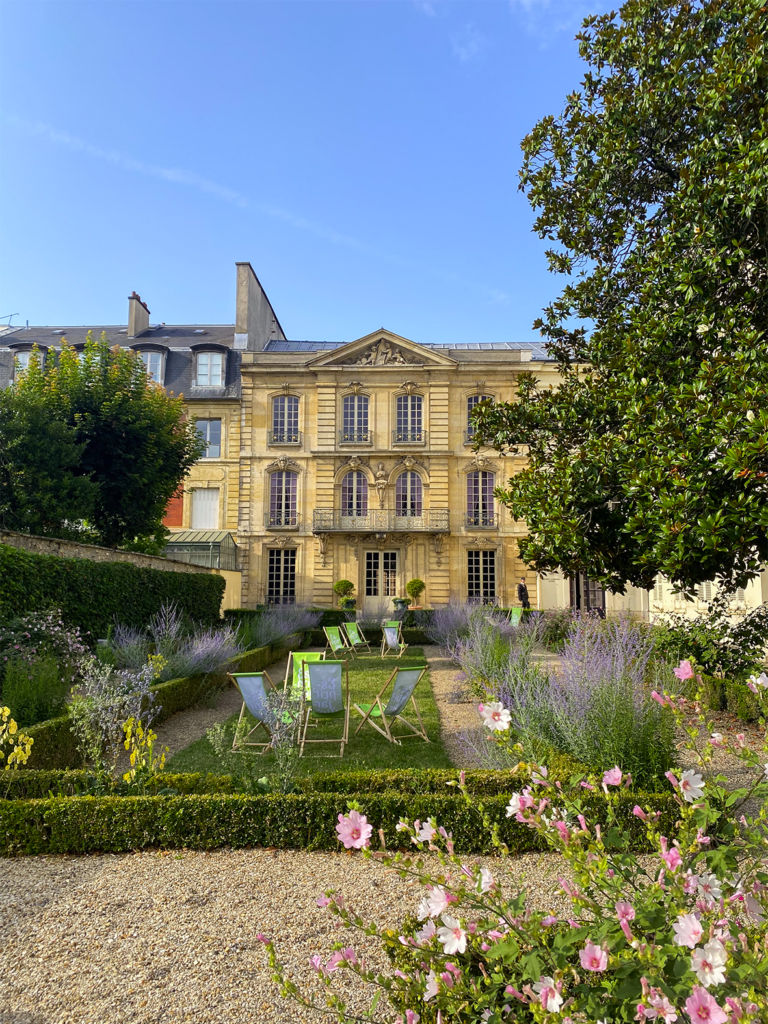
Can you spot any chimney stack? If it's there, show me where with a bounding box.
[234,262,285,351]
[128,291,150,338]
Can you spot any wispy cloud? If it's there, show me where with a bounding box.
[413,0,438,15]
[451,23,488,63]
[508,0,605,45]
[4,115,509,306]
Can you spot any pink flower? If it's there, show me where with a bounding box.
[415,821,436,843]
[336,810,373,849]
[672,912,703,948]
[674,660,694,681]
[415,918,436,945]
[416,885,453,920]
[532,976,563,1013]
[424,970,439,1000]
[406,1012,420,1024]
[685,986,728,1024]
[651,690,670,706]
[615,900,635,922]
[603,765,623,786]
[633,805,649,820]
[436,915,467,955]
[317,895,331,907]
[541,915,558,927]
[309,954,326,974]
[478,701,511,731]
[579,940,608,972]
[646,988,679,1021]
[662,847,682,872]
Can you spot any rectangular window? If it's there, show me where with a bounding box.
[698,581,713,603]
[196,418,222,458]
[13,351,32,378]
[267,549,296,604]
[365,551,398,597]
[196,351,224,386]
[140,351,164,384]
[395,394,423,442]
[268,471,298,526]
[468,550,496,603]
[272,395,300,443]
[341,394,369,442]
[191,488,219,529]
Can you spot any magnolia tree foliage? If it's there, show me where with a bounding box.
[473,0,768,595]
[262,663,768,1023]
[7,334,204,547]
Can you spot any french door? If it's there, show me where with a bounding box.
[365,551,398,598]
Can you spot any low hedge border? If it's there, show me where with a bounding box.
[0,789,680,856]
[305,627,430,647]
[21,643,280,771]
[702,675,763,723]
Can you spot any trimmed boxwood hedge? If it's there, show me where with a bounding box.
[701,674,764,723]
[0,787,680,856]
[0,542,226,637]
[19,644,278,771]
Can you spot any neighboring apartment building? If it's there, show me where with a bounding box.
[3,262,766,616]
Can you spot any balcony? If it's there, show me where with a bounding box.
[392,428,427,445]
[264,512,301,529]
[313,509,450,533]
[465,512,498,529]
[338,428,371,445]
[268,429,302,446]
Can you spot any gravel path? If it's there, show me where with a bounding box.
[0,848,572,1024]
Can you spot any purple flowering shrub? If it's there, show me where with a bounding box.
[262,663,768,1024]
[425,604,524,652]
[234,604,321,650]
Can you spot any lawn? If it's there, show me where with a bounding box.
[167,649,454,777]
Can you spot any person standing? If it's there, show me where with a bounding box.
[517,577,531,609]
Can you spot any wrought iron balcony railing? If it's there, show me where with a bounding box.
[338,428,371,444]
[267,429,302,446]
[313,509,450,533]
[266,595,296,605]
[465,512,497,529]
[264,512,301,529]
[392,428,427,444]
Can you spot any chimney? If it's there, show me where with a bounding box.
[234,262,284,351]
[128,291,150,338]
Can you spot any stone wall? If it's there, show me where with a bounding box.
[0,530,210,576]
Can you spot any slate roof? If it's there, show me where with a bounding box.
[264,338,554,361]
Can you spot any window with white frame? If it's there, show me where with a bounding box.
[395,394,423,442]
[191,488,219,529]
[395,472,422,517]
[268,470,298,526]
[341,471,368,517]
[466,470,495,526]
[468,550,496,603]
[365,551,397,597]
[697,581,714,603]
[466,394,491,439]
[196,418,222,458]
[140,350,164,384]
[271,395,300,443]
[267,549,296,604]
[196,351,224,387]
[341,394,369,442]
[12,351,32,378]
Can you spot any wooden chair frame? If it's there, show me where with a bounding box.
[342,621,372,654]
[353,665,429,744]
[323,625,355,659]
[230,670,279,753]
[381,624,409,658]
[299,659,350,758]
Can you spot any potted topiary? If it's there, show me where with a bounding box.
[392,596,411,613]
[333,580,356,611]
[405,578,426,608]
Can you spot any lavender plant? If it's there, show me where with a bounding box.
[234,604,321,650]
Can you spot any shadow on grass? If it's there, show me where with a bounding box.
[167,649,454,776]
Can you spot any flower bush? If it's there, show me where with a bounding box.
[232,604,321,651]
[0,705,33,771]
[262,660,768,1023]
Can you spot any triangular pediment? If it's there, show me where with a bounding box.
[307,329,457,368]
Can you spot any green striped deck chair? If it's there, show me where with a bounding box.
[299,659,350,758]
[342,621,372,654]
[507,607,523,627]
[354,664,429,744]
[323,625,354,659]
[284,650,325,699]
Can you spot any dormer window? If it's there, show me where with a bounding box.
[140,350,164,384]
[196,351,224,386]
[13,351,32,378]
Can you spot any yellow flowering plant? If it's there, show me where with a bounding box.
[121,716,168,792]
[0,705,34,770]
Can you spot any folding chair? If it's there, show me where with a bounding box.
[284,650,325,699]
[507,607,523,627]
[229,671,286,753]
[323,625,354,659]
[381,624,409,658]
[299,659,350,758]
[354,664,429,744]
[342,620,372,654]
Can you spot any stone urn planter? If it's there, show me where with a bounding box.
[392,597,410,613]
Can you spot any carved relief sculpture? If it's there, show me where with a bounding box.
[344,340,421,366]
[374,461,388,508]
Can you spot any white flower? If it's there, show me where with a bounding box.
[415,918,436,945]
[697,323,711,334]
[532,976,563,1013]
[479,701,511,731]
[416,821,436,843]
[748,672,768,690]
[679,769,705,802]
[697,872,722,902]
[424,970,439,1001]
[437,914,467,955]
[746,409,755,422]
[478,867,495,893]
[691,938,727,987]
[417,885,450,920]
[505,793,522,817]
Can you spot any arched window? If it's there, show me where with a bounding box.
[341,471,368,517]
[395,472,422,517]
[341,394,369,443]
[466,394,491,441]
[269,471,298,527]
[271,395,300,444]
[466,471,495,526]
[395,394,423,443]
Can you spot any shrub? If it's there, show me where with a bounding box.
[405,579,425,603]
[232,605,321,650]
[332,580,355,605]
[1,657,73,728]
[0,542,225,637]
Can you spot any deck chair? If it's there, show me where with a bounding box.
[507,607,523,627]
[284,650,325,700]
[381,624,409,658]
[354,664,429,744]
[323,625,354,659]
[342,620,372,654]
[299,659,350,758]
[385,619,403,635]
[230,670,289,753]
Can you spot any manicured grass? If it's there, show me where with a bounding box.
[167,649,454,776]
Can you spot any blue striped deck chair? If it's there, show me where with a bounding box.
[381,624,409,658]
[354,665,429,744]
[342,620,372,654]
[229,670,290,753]
[323,625,354,659]
[299,659,350,758]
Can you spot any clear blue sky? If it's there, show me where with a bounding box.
[0,0,612,344]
